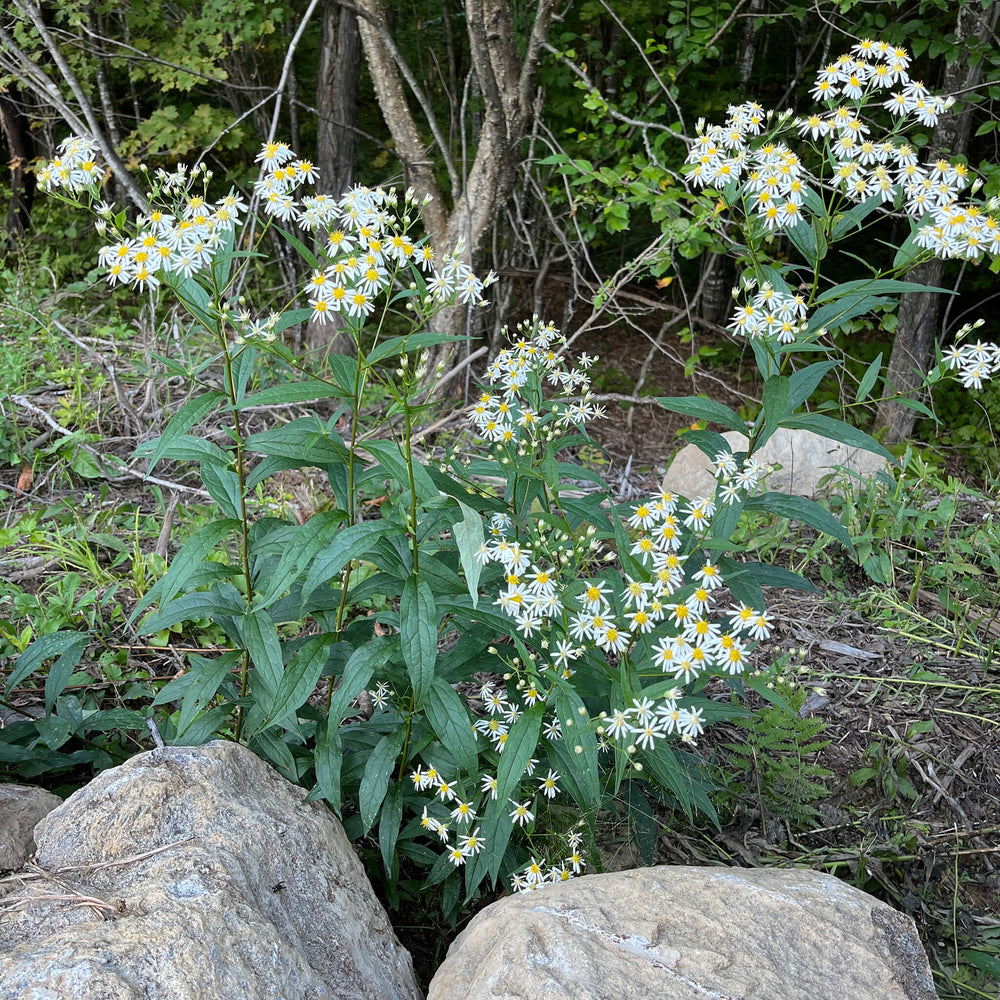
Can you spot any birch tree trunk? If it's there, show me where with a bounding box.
[354,0,557,388]
[874,2,1000,444]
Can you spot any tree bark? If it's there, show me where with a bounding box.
[354,0,557,388]
[875,1,1000,444]
[316,0,361,198]
[0,88,36,238]
[307,0,363,353]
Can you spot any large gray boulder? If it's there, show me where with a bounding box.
[664,427,889,498]
[0,784,61,870]
[428,866,936,1000]
[0,741,421,1000]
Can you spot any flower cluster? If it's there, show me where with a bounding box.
[470,326,777,761]
[510,830,587,892]
[468,317,605,447]
[37,137,496,325]
[40,137,248,290]
[410,762,487,867]
[709,449,769,505]
[686,40,997,265]
[687,104,811,232]
[940,322,1000,390]
[36,136,103,192]
[727,282,808,342]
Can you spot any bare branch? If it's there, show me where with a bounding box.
[9,0,149,211]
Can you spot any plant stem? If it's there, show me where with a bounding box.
[218,335,255,742]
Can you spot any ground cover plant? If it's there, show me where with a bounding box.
[2,36,999,998]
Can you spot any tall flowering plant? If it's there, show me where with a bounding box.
[11,38,999,914]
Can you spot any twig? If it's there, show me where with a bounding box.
[145,717,166,750]
[0,837,197,886]
[9,394,209,497]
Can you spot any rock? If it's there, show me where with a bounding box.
[428,866,936,1000]
[664,428,889,498]
[0,741,420,1000]
[0,785,61,870]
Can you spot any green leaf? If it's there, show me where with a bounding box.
[246,418,350,466]
[274,225,322,269]
[830,194,887,240]
[786,360,840,412]
[855,353,883,404]
[892,396,938,420]
[129,518,240,625]
[257,633,333,733]
[249,729,297,777]
[551,684,600,812]
[252,510,347,609]
[893,228,924,271]
[720,558,815,608]
[242,608,284,699]
[301,520,394,605]
[272,308,315,337]
[400,574,438,706]
[711,497,744,543]
[652,395,746,432]
[210,223,237,289]
[6,631,89,695]
[231,345,256,405]
[424,676,478,776]
[786,213,819,267]
[237,379,346,409]
[451,501,484,608]
[42,637,91,715]
[140,390,226,473]
[138,584,245,635]
[379,781,405,871]
[465,704,545,894]
[490,705,544,867]
[807,294,890,335]
[135,434,230,466]
[640,742,718,823]
[365,331,467,366]
[744,493,854,551]
[359,727,406,833]
[314,716,343,808]
[169,704,233,746]
[778,412,894,463]
[363,438,437,501]
[327,354,359,395]
[760,375,791,438]
[329,634,399,722]
[153,650,240,737]
[678,429,733,462]
[200,453,242,519]
[167,272,214,330]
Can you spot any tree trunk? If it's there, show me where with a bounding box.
[875,1,1000,444]
[307,0,363,354]
[698,0,764,327]
[0,88,36,239]
[354,0,557,391]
